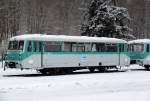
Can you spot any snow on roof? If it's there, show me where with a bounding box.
[128,39,150,44]
[9,34,127,43]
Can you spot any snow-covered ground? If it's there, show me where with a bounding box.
[0,63,150,101]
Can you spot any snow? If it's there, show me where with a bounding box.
[128,39,150,44]
[9,34,127,43]
[1,63,150,101]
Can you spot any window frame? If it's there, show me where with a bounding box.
[27,41,32,52]
[147,44,149,52]
[129,43,144,53]
[93,43,118,52]
[71,43,85,52]
[8,40,24,51]
[44,41,62,52]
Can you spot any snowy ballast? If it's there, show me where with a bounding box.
[128,39,150,44]
[10,34,127,43]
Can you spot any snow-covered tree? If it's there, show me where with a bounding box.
[81,0,133,39]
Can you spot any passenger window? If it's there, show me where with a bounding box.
[39,42,42,52]
[105,44,117,52]
[96,43,105,52]
[92,44,97,52]
[147,44,149,52]
[63,43,90,52]
[78,45,85,52]
[84,43,92,52]
[33,41,37,52]
[63,42,72,52]
[72,43,85,52]
[45,42,62,52]
[27,41,32,52]
[95,43,117,52]
[119,44,124,52]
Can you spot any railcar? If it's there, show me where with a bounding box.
[5,34,130,74]
[128,39,150,70]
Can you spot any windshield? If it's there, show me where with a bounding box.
[129,44,144,52]
[8,40,24,50]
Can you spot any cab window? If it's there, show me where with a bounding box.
[129,44,144,52]
[8,40,24,50]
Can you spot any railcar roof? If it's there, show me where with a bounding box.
[128,39,150,44]
[9,34,127,43]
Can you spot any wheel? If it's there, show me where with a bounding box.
[88,68,95,72]
[144,65,150,71]
[98,67,107,72]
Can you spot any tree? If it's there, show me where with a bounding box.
[81,0,133,39]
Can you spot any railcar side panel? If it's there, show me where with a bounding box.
[20,52,129,69]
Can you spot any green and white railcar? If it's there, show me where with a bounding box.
[5,34,130,74]
[128,39,150,70]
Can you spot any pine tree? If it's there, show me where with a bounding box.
[81,0,133,39]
